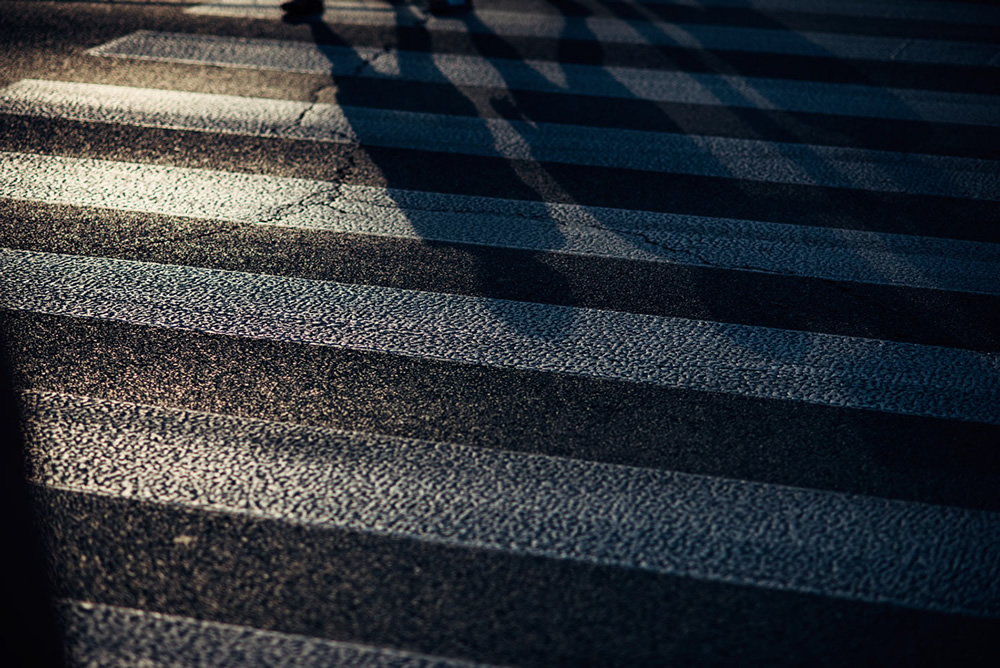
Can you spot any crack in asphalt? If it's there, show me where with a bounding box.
[264,189,789,277]
[280,38,404,138]
[252,179,796,277]
[548,214,723,269]
[338,195,555,222]
[261,15,794,280]
[282,101,317,135]
[258,184,345,226]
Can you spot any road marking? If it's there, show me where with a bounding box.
[631,0,1000,25]
[176,7,1000,66]
[4,151,998,294]
[91,32,1000,127]
[3,250,998,422]
[186,0,1000,27]
[2,80,997,200]
[59,600,496,667]
[24,392,1000,617]
[398,14,1000,67]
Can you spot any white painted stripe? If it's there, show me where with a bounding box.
[4,151,998,295]
[3,250,998,422]
[90,32,1000,127]
[60,600,494,667]
[391,14,1000,67]
[24,392,1000,617]
[187,0,297,19]
[2,81,997,200]
[187,0,1000,27]
[177,8,1000,66]
[612,0,1000,25]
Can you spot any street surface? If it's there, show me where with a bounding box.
[1,0,999,664]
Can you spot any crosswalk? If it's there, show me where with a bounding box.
[7,79,999,199]
[2,0,999,664]
[5,152,998,292]
[85,33,1000,127]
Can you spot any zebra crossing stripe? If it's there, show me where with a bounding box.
[59,600,495,667]
[391,14,1000,66]
[3,250,998,422]
[89,32,1000,126]
[186,0,1000,27]
[3,151,998,295]
[23,391,1000,617]
[173,8,1000,66]
[2,80,997,199]
[602,0,1000,25]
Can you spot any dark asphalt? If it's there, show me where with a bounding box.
[36,485,999,667]
[7,311,1000,511]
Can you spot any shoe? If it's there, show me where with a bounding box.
[281,0,324,17]
[429,0,472,15]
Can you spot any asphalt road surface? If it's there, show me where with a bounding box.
[1,0,999,665]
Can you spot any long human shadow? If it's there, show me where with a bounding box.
[299,7,581,340]
[581,0,988,332]
[293,0,823,354]
[453,0,978,233]
[422,0,745,316]
[446,0,1000,403]
[292,0,988,360]
[551,0,1000,412]
[592,0,970,200]
[449,0,769,326]
[447,0,939,284]
[442,2,837,388]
